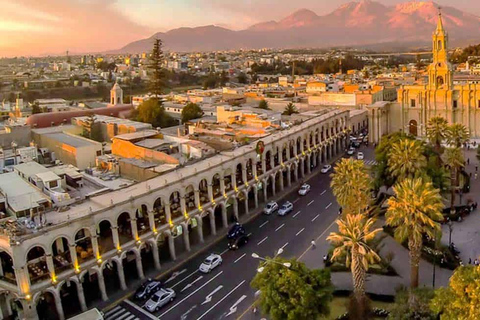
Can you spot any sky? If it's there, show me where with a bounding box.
[0,0,479,57]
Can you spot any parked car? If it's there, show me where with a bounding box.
[144,288,176,312]
[298,184,311,196]
[278,201,294,216]
[227,223,245,239]
[357,152,364,160]
[321,165,332,173]
[347,147,355,155]
[263,201,278,215]
[199,254,222,273]
[228,234,249,250]
[135,279,162,300]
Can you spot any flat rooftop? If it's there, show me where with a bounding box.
[0,173,50,213]
[44,132,99,148]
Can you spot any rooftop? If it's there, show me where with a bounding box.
[44,132,101,148]
[0,173,50,213]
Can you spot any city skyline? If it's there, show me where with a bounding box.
[1,0,479,57]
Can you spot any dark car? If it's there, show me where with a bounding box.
[228,235,249,250]
[227,223,246,239]
[134,279,162,300]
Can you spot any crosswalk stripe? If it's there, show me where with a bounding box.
[124,316,136,320]
[117,312,133,320]
[104,306,121,317]
[107,309,126,319]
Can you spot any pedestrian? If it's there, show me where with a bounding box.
[476,165,478,172]
[469,258,472,264]
[323,254,328,263]
[475,173,478,180]
[475,259,479,266]
[311,239,316,248]
[468,158,470,165]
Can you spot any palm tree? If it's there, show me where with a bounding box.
[327,214,382,314]
[426,116,448,155]
[443,147,464,212]
[331,158,372,215]
[386,178,443,288]
[388,139,427,181]
[446,123,469,148]
[282,102,299,115]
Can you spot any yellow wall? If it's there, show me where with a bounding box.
[111,139,179,165]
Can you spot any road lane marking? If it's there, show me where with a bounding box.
[325,202,332,209]
[124,299,157,320]
[201,285,223,305]
[234,253,246,264]
[281,242,289,250]
[312,214,320,222]
[225,294,247,317]
[299,219,338,260]
[165,268,187,284]
[292,210,301,218]
[307,200,314,206]
[170,270,198,289]
[257,236,268,245]
[181,275,203,292]
[296,228,305,236]
[159,271,224,318]
[275,224,285,232]
[197,280,246,320]
[104,306,121,316]
[247,233,252,237]
[259,221,269,228]
[180,305,197,320]
[320,190,326,195]
[220,248,229,256]
[293,198,299,204]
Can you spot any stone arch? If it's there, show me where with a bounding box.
[169,190,183,220]
[58,279,82,318]
[201,209,214,239]
[184,184,196,214]
[273,146,280,167]
[0,251,15,285]
[135,204,150,236]
[436,75,444,87]
[26,245,49,284]
[235,163,244,186]
[224,168,233,193]
[79,268,101,307]
[117,212,133,246]
[101,258,123,297]
[36,289,62,320]
[74,228,94,264]
[198,178,209,206]
[213,203,225,230]
[51,236,72,275]
[153,196,167,227]
[97,219,115,255]
[225,197,237,223]
[212,173,222,199]
[409,119,418,136]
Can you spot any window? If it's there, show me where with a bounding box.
[410,99,416,107]
[477,100,480,108]
[453,100,458,109]
[49,180,58,188]
[96,150,102,156]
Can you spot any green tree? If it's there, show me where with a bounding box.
[388,139,427,181]
[331,158,372,215]
[181,103,203,123]
[282,102,299,116]
[430,266,480,319]
[388,288,436,320]
[148,39,168,97]
[203,72,217,89]
[258,99,270,110]
[446,123,469,148]
[132,98,176,128]
[386,178,443,288]
[426,116,449,156]
[251,257,333,320]
[327,214,382,318]
[237,72,247,84]
[443,147,464,212]
[220,70,229,86]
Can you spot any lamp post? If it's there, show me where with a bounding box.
[252,248,291,273]
[448,220,453,246]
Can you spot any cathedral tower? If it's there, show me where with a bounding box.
[428,10,453,89]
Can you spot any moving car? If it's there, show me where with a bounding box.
[227,223,245,239]
[199,254,222,273]
[134,279,162,300]
[347,148,355,155]
[228,234,249,250]
[263,201,278,215]
[357,152,364,160]
[278,201,294,216]
[298,184,311,196]
[321,165,332,173]
[144,288,176,312]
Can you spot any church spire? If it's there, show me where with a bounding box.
[435,7,445,35]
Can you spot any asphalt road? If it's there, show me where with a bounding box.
[103,146,376,320]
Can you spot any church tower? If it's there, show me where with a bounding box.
[428,10,453,89]
[110,82,123,105]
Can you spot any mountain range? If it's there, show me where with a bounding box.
[114,0,480,53]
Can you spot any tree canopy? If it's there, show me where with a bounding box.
[148,39,168,97]
[258,99,270,110]
[431,266,480,319]
[131,98,177,129]
[181,103,203,123]
[388,288,436,320]
[251,257,333,320]
[282,103,299,116]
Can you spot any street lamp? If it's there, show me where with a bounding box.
[251,248,291,273]
[448,220,453,246]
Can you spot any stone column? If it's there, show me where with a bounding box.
[306,155,311,175]
[150,241,161,270]
[182,224,191,252]
[168,234,176,261]
[242,168,247,185]
[209,212,217,236]
[97,270,108,301]
[263,179,268,202]
[279,171,284,192]
[131,218,139,241]
[116,260,127,290]
[221,205,228,228]
[135,254,145,279]
[111,226,120,250]
[53,293,65,320]
[91,235,100,261]
[194,190,201,209]
[76,281,88,312]
[244,194,249,215]
[207,184,214,202]
[252,162,257,179]
[294,164,299,182]
[231,174,237,190]
[20,300,39,320]
[287,168,292,187]
[180,197,187,216]
[148,210,156,233]
[271,175,276,196]
[69,244,78,271]
[262,158,266,175]
[196,218,204,243]
[220,178,226,196]
[45,254,55,280]
[254,187,259,208]
[165,204,172,223]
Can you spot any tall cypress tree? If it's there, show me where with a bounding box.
[148,39,167,97]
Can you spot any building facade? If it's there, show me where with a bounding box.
[0,110,350,320]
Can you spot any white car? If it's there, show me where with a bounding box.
[278,201,294,216]
[144,288,176,312]
[298,184,311,196]
[263,201,278,215]
[347,148,355,155]
[199,254,222,273]
[357,152,364,160]
[321,165,332,173]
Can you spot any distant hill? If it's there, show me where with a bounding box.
[112,0,480,53]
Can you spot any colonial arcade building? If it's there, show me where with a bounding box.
[0,109,349,319]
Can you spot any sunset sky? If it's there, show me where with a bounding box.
[0,0,478,57]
